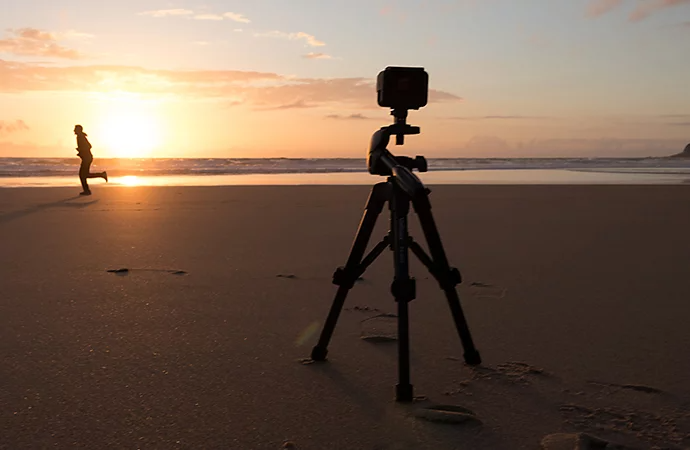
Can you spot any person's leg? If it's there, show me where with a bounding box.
[79,157,92,192]
[85,161,107,181]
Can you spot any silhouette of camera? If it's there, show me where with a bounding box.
[376,67,429,111]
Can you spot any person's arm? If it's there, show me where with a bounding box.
[76,135,92,154]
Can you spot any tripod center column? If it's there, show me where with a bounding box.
[389,179,416,402]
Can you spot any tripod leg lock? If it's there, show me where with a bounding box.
[391,278,416,302]
[332,266,359,289]
[438,268,462,290]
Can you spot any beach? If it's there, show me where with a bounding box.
[1,184,689,449]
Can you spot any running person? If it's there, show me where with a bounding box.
[74,125,107,195]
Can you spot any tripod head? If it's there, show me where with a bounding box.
[367,109,427,174]
[367,109,428,199]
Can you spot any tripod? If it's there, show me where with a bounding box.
[310,110,481,402]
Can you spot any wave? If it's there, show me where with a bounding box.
[2,157,690,178]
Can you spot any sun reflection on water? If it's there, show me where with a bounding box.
[119,175,141,186]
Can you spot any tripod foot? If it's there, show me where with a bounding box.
[396,383,414,402]
[311,345,329,361]
[464,349,482,366]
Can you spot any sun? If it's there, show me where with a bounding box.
[97,110,163,158]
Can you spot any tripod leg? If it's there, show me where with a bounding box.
[311,182,391,361]
[390,183,415,402]
[412,195,482,366]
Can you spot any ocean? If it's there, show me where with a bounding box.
[1,157,690,187]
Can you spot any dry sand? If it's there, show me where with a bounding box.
[1,185,689,449]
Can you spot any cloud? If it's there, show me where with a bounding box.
[519,138,686,156]
[428,90,463,103]
[586,0,690,21]
[248,78,376,108]
[0,60,462,111]
[0,120,29,135]
[224,12,251,23]
[484,115,545,119]
[0,59,282,94]
[444,115,547,121]
[256,31,326,47]
[194,14,224,21]
[630,0,690,21]
[138,9,194,17]
[586,0,623,18]
[378,4,407,24]
[302,52,332,59]
[0,28,82,59]
[246,77,460,109]
[138,9,251,23]
[325,114,374,120]
[59,30,95,40]
[464,135,513,153]
[290,32,326,47]
[440,136,687,157]
[256,100,316,110]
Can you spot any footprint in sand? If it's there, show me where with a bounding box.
[440,361,690,448]
[413,403,481,425]
[540,432,637,450]
[586,380,664,395]
[445,361,549,395]
[557,380,690,448]
[468,281,507,300]
[345,305,382,313]
[559,403,690,448]
[360,313,398,343]
[443,362,549,399]
[106,268,188,277]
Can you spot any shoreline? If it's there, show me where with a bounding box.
[1,168,690,188]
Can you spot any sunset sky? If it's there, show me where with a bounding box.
[1,0,689,158]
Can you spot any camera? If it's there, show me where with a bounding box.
[376,66,429,110]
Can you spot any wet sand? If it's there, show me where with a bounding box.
[1,185,689,449]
